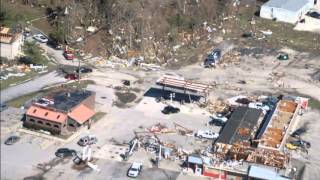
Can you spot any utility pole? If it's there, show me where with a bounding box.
[64,6,69,44]
[76,48,82,87]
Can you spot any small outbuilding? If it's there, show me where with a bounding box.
[260,0,314,24]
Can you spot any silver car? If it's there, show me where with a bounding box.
[33,34,48,43]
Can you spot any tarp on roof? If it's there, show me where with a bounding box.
[26,105,67,123]
[68,104,95,124]
[263,0,312,12]
[248,166,290,180]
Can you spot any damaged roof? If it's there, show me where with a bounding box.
[216,107,263,145]
[46,89,94,111]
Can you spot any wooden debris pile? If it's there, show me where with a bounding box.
[220,50,241,66]
[205,99,229,113]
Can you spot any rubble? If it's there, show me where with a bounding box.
[204,99,229,114]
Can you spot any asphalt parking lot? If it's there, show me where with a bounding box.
[1,83,221,180]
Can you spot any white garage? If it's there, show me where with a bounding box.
[260,0,314,24]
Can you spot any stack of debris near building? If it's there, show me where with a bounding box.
[24,87,96,135]
[123,75,309,179]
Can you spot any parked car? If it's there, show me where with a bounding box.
[290,128,306,138]
[77,135,98,146]
[0,103,8,112]
[76,67,93,73]
[55,148,77,158]
[65,73,78,80]
[127,162,142,178]
[285,143,298,150]
[23,31,31,37]
[290,140,311,149]
[196,130,219,139]
[204,49,221,68]
[211,113,228,123]
[63,50,74,60]
[161,105,180,114]
[248,102,270,112]
[4,136,20,145]
[307,11,320,19]
[208,119,225,126]
[47,39,62,50]
[33,34,48,43]
[277,53,289,61]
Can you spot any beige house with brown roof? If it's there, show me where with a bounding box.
[0,27,24,59]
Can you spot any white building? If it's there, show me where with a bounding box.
[0,27,24,60]
[260,0,314,24]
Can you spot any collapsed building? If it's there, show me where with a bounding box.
[258,99,300,150]
[24,88,96,135]
[197,96,307,179]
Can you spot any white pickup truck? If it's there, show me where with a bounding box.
[196,130,219,139]
[127,162,143,178]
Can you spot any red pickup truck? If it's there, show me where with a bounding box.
[63,51,74,60]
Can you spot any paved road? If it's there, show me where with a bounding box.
[0,35,81,103]
[0,71,66,103]
[37,42,81,66]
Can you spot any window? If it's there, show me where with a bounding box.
[68,123,75,127]
[54,125,60,128]
[29,119,35,122]
[37,121,43,124]
[45,122,51,126]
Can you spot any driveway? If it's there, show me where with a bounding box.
[37,42,81,66]
[26,31,80,67]
[0,71,66,103]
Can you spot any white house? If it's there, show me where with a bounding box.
[260,0,314,24]
[0,27,24,60]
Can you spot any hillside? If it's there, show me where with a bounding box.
[1,0,319,66]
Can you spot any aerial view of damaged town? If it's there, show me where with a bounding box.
[0,0,319,180]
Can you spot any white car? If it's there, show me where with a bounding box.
[196,130,219,139]
[127,162,142,178]
[248,102,270,113]
[33,34,48,43]
[211,113,228,123]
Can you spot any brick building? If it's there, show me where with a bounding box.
[24,88,96,135]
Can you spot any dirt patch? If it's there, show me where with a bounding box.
[23,157,66,180]
[115,92,137,104]
[84,30,108,56]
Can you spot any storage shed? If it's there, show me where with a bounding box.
[260,0,314,24]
